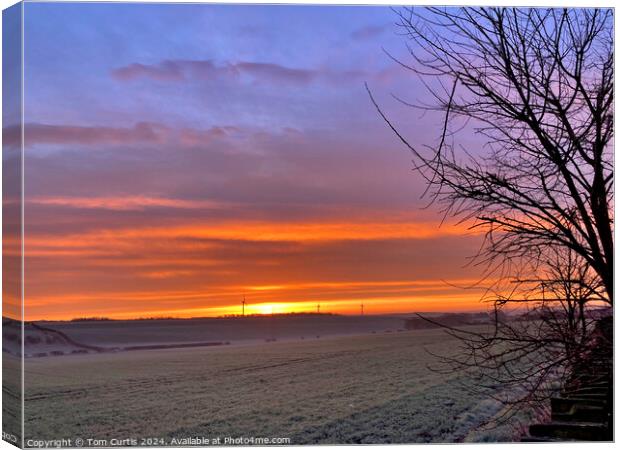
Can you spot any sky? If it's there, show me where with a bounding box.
[6,2,489,320]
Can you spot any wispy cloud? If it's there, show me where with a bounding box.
[28,195,226,211]
[25,220,477,253]
[111,58,368,86]
[5,122,239,147]
[112,59,317,85]
[351,24,391,41]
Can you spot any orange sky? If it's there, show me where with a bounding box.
[5,5,498,321]
[3,195,494,320]
[14,206,490,321]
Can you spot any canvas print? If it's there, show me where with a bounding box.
[2,2,614,447]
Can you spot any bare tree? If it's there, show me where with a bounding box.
[421,246,606,416]
[369,7,613,413]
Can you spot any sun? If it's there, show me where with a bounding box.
[252,302,302,315]
[255,303,276,315]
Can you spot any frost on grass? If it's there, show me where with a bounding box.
[24,329,537,443]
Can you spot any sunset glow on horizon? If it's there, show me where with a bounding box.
[5,3,494,321]
[21,281,492,321]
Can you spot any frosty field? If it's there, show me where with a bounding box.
[18,328,529,445]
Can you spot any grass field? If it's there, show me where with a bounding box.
[3,354,22,444]
[20,328,534,445]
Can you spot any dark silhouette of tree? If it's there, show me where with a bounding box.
[419,245,607,417]
[369,7,613,414]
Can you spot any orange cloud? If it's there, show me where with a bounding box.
[28,195,225,211]
[19,208,487,321]
[24,219,478,253]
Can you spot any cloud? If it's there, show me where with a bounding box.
[351,24,390,41]
[19,121,431,233]
[5,122,238,147]
[235,61,316,84]
[28,122,165,145]
[23,229,485,320]
[28,195,226,211]
[111,61,185,81]
[3,124,21,148]
[26,220,477,251]
[111,59,369,86]
[112,59,318,85]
